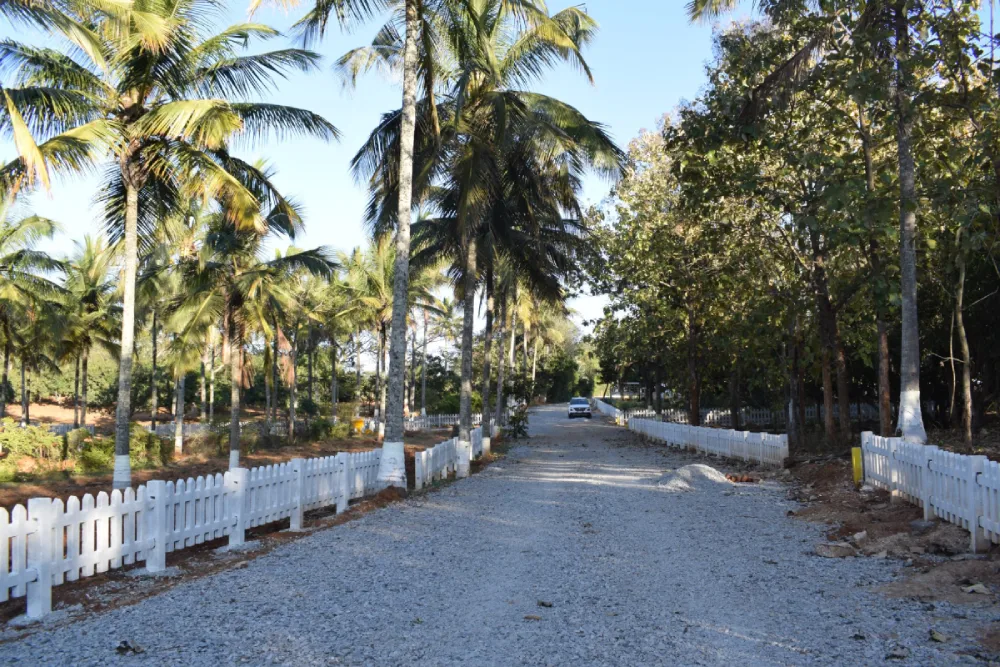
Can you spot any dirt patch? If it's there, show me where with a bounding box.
[880,558,1000,605]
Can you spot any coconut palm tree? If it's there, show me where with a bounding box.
[0,0,340,486]
[354,0,620,477]
[172,166,336,468]
[62,236,120,427]
[0,202,63,418]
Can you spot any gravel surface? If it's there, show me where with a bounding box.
[2,405,996,665]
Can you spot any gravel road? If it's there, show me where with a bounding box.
[2,405,995,666]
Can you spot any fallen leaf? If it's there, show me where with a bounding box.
[524,615,542,621]
[886,647,910,660]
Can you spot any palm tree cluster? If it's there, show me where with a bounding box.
[0,0,619,488]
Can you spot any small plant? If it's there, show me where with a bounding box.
[503,405,530,439]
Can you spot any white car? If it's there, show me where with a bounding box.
[568,397,592,419]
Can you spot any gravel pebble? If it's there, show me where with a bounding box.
[1,405,994,665]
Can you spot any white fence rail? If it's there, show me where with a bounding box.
[414,427,484,490]
[595,399,889,429]
[0,446,392,620]
[860,431,994,552]
[627,417,789,468]
[0,411,505,621]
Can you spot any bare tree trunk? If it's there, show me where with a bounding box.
[480,266,494,455]
[228,329,241,469]
[307,324,314,407]
[73,354,80,428]
[821,346,836,444]
[894,1,927,443]
[877,317,893,436]
[265,344,272,433]
[113,181,139,489]
[458,238,477,478]
[377,327,386,442]
[376,0,420,488]
[949,308,957,424]
[150,310,158,431]
[271,323,279,425]
[355,328,362,416]
[729,365,741,431]
[409,326,417,414]
[687,307,701,426]
[81,347,89,427]
[956,244,973,443]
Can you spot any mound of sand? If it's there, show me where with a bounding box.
[657,464,733,493]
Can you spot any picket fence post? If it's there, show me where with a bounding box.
[415,452,424,491]
[25,497,54,619]
[145,480,168,573]
[921,448,936,521]
[290,458,305,531]
[969,455,988,553]
[228,468,249,547]
[336,453,349,514]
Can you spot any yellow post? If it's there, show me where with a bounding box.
[852,447,864,486]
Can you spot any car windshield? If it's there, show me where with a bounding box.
[570,398,588,405]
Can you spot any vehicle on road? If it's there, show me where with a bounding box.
[568,397,592,419]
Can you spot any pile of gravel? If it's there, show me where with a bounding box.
[656,463,733,493]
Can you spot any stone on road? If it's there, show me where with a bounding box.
[1,406,989,665]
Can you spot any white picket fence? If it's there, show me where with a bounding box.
[413,426,485,490]
[595,399,886,429]
[628,417,789,467]
[0,448,387,620]
[860,431,1000,552]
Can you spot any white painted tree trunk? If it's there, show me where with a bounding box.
[173,374,185,455]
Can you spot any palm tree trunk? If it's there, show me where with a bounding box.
[271,326,278,426]
[956,242,973,443]
[19,359,26,426]
[0,330,9,419]
[480,266,494,455]
[200,342,208,422]
[421,310,428,417]
[378,329,388,442]
[409,326,417,414]
[494,305,506,430]
[376,0,420,488]
[949,309,957,424]
[354,329,362,416]
[265,344,272,433]
[331,341,338,420]
[288,327,298,441]
[458,238,477,478]
[81,347,89,427]
[113,180,139,488]
[73,354,80,429]
[209,340,215,424]
[307,323,314,406]
[894,1,927,443]
[508,306,517,371]
[174,373,185,455]
[229,329,241,469]
[531,338,539,386]
[150,310,158,431]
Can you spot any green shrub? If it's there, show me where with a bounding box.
[330,422,350,440]
[502,406,530,439]
[75,424,171,474]
[299,397,319,417]
[77,446,114,473]
[0,418,62,460]
[308,417,333,439]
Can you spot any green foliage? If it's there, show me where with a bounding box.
[503,405,530,439]
[0,418,62,460]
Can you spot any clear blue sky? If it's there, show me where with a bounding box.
[5,1,738,326]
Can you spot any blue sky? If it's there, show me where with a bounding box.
[6,0,736,327]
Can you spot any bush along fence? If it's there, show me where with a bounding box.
[627,417,789,468]
[860,432,1000,553]
[0,448,389,621]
